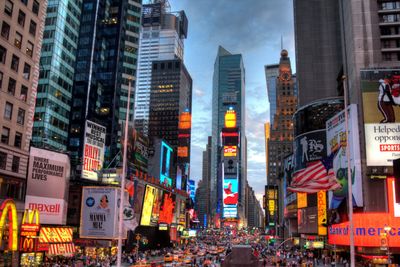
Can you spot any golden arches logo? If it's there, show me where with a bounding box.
[21,237,34,251]
[22,209,40,225]
[0,199,18,251]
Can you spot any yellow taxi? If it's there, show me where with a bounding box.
[164,254,173,262]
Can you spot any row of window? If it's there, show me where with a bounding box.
[0,153,24,200]
[0,71,28,101]
[1,126,22,148]
[6,0,40,16]
[3,101,25,125]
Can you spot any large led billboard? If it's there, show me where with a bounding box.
[159,192,175,224]
[150,188,163,226]
[223,178,238,218]
[140,185,156,226]
[224,146,237,157]
[82,120,106,181]
[160,141,173,186]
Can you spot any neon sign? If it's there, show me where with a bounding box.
[0,199,18,251]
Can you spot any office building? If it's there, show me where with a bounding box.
[32,0,82,151]
[67,0,142,178]
[0,0,47,207]
[265,64,279,125]
[211,46,246,226]
[134,0,188,135]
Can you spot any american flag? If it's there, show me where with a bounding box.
[287,155,342,193]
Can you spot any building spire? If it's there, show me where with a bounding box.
[281,35,283,51]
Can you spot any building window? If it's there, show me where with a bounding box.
[20,85,28,101]
[18,10,26,27]
[11,54,19,72]
[383,53,392,61]
[17,108,25,125]
[15,32,22,49]
[14,132,22,148]
[1,22,10,39]
[11,156,19,172]
[0,71,3,89]
[32,0,39,15]
[23,63,30,80]
[21,0,28,5]
[29,20,36,36]
[4,0,13,16]
[4,102,12,120]
[1,127,10,144]
[0,152,6,170]
[26,41,33,57]
[0,45,6,64]
[8,77,16,95]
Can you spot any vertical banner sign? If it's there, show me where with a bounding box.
[140,185,156,226]
[326,104,363,208]
[80,187,123,239]
[297,192,307,208]
[223,178,239,218]
[82,120,106,180]
[317,191,327,236]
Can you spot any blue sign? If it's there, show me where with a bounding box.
[160,141,173,186]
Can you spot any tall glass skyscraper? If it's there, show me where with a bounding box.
[134,0,188,135]
[265,64,279,125]
[68,0,142,177]
[32,0,82,151]
[211,46,246,224]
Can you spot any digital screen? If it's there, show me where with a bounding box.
[178,146,188,158]
[159,192,175,224]
[223,178,238,218]
[224,146,237,157]
[140,186,156,226]
[160,141,173,186]
[150,188,163,226]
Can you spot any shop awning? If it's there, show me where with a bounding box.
[47,243,75,256]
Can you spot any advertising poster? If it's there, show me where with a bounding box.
[298,206,318,234]
[126,128,148,173]
[82,120,106,180]
[293,130,326,171]
[150,188,163,226]
[326,104,363,208]
[317,191,327,236]
[160,141,173,186]
[134,182,145,224]
[159,192,175,224]
[140,185,156,226]
[80,187,122,239]
[25,147,70,225]
[224,146,237,157]
[361,69,400,167]
[223,178,238,218]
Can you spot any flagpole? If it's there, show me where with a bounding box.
[342,75,355,267]
[117,77,132,267]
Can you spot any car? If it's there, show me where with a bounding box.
[164,254,173,262]
[183,257,192,264]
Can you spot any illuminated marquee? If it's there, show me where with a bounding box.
[0,199,18,251]
[20,209,41,252]
[178,111,191,130]
[317,191,327,236]
[224,146,237,157]
[224,109,237,128]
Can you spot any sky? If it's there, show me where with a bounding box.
[168,0,296,202]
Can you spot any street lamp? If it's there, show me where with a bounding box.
[384,226,392,265]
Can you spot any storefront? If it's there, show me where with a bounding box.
[74,239,117,260]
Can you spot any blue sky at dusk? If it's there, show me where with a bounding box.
[168,0,296,200]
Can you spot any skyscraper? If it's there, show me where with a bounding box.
[293,0,343,106]
[134,0,188,135]
[32,0,82,151]
[211,46,246,225]
[0,0,46,205]
[265,64,279,125]
[68,0,142,178]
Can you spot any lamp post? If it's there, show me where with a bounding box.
[384,226,392,265]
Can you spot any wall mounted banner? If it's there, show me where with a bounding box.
[326,104,363,208]
[80,187,124,239]
[82,120,106,180]
[361,69,400,167]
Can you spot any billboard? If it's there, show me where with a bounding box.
[80,187,124,239]
[140,185,156,226]
[223,178,238,218]
[293,130,326,171]
[298,206,318,234]
[126,128,148,173]
[160,141,173,186]
[133,182,145,225]
[150,188,163,226]
[25,147,70,225]
[326,104,363,208]
[82,120,106,180]
[361,69,400,168]
[317,191,327,236]
[265,185,278,226]
[159,192,175,224]
[224,146,237,157]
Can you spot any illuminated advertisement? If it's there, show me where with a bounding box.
[159,192,175,224]
[160,141,173,186]
[126,128,148,173]
[178,111,191,130]
[293,130,326,172]
[317,191,327,236]
[223,178,238,218]
[326,104,363,208]
[134,183,145,225]
[225,109,237,128]
[0,199,18,251]
[361,69,400,167]
[298,207,318,234]
[189,180,195,202]
[297,192,307,209]
[80,187,125,239]
[224,146,237,157]
[178,146,188,158]
[266,185,278,226]
[82,120,106,180]
[150,188,163,226]
[140,185,156,226]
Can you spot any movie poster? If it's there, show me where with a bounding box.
[82,120,106,180]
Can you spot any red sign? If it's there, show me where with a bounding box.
[224,146,237,157]
[159,193,175,224]
[329,178,400,247]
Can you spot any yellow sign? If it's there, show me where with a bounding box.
[268,200,276,216]
[317,191,327,236]
[297,192,307,208]
[268,189,277,200]
[140,185,156,226]
[224,110,237,128]
[0,199,18,251]
[224,146,237,157]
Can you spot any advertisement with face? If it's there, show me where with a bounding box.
[140,185,156,226]
[361,69,400,167]
[25,147,70,225]
[80,187,121,239]
[223,178,238,218]
[326,104,363,208]
[82,120,106,181]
